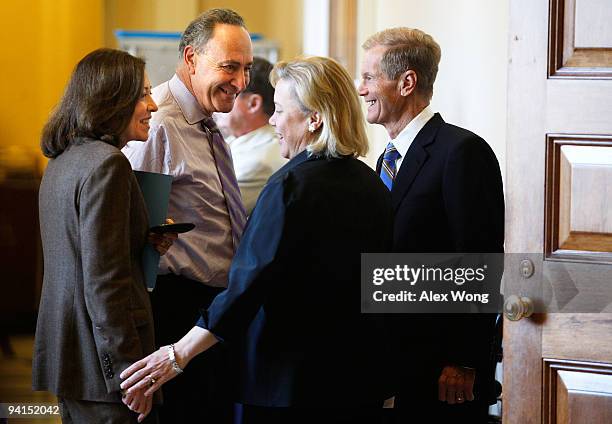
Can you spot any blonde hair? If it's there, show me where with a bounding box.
[270,56,368,158]
[363,27,441,100]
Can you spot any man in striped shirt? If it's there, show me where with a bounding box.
[122,8,253,424]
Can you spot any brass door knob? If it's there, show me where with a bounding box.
[504,295,534,321]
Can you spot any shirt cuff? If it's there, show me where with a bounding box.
[196,310,225,343]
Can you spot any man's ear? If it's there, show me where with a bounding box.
[184,45,197,75]
[246,94,263,113]
[399,70,418,97]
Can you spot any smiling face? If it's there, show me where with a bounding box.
[358,45,405,128]
[120,72,157,145]
[190,24,253,115]
[269,79,311,160]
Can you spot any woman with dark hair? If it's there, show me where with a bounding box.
[33,48,173,423]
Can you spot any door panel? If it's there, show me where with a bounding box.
[505,0,612,423]
[546,136,612,259]
[549,0,612,77]
[544,360,612,424]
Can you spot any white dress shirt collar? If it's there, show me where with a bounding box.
[390,105,435,170]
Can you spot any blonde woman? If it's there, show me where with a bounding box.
[121,56,393,423]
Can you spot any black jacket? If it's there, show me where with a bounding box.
[376,113,504,406]
[199,150,394,406]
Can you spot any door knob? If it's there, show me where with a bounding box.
[504,295,534,321]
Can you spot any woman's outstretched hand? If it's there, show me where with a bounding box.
[120,327,219,398]
[120,345,181,397]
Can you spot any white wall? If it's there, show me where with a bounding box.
[303,0,330,56]
[357,0,508,183]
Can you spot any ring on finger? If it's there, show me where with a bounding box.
[149,376,156,386]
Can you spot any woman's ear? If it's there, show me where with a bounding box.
[399,70,418,97]
[308,111,323,133]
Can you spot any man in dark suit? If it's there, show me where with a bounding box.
[358,27,504,422]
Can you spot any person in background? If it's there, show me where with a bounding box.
[214,57,287,215]
[358,27,504,423]
[121,8,252,423]
[33,48,176,423]
[120,56,394,424]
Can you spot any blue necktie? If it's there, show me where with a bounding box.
[380,142,401,191]
[202,117,247,251]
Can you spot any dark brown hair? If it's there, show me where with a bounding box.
[243,57,274,116]
[41,48,145,158]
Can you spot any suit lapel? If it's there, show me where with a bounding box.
[375,153,383,175]
[391,113,444,211]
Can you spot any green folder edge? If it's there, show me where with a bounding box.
[134,170,173,291]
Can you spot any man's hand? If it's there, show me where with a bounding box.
[438,365,475,404]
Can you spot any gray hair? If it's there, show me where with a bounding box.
[363,27,441,100]
[179,8,246,56]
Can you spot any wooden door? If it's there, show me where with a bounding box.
[504,0,612,423]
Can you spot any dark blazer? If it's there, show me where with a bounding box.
[198,150,394,407]
[376,113,504,409]
[33,140,156,402]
